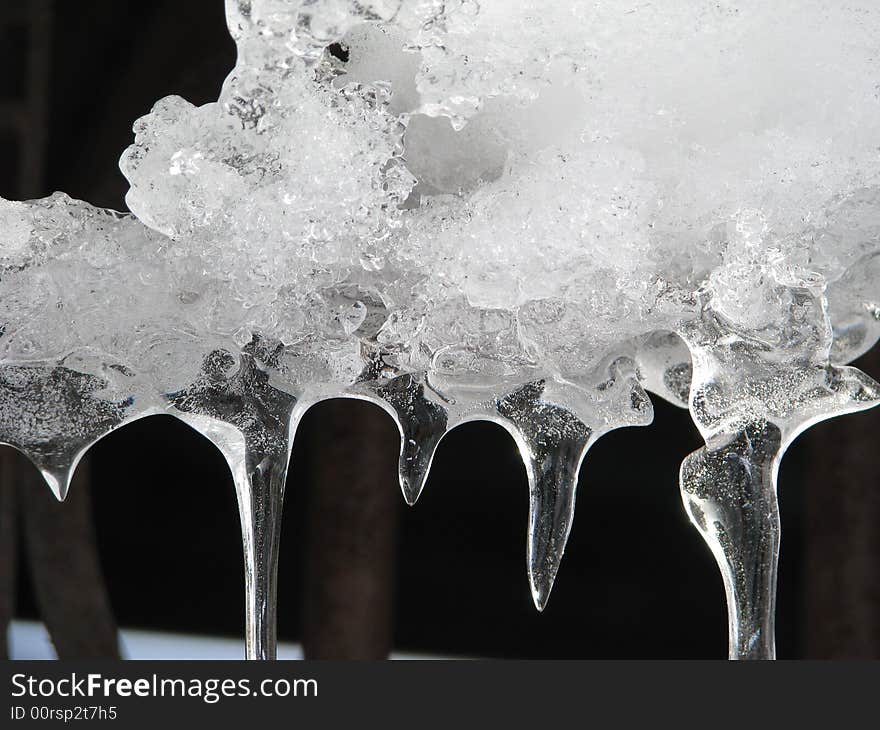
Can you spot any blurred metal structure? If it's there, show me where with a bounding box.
[303,401,400,659]
[0,0,50,196]
[804,346,880,658]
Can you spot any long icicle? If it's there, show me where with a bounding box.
[169,350,298,660]
[680,423,783,659]
[225,437,291,660]
[679,304,880,659]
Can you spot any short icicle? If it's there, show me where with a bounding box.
[372,372,449,506]
[169,350,298,660]
[0,363,149,501]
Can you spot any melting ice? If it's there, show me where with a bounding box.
[2,0,880,659]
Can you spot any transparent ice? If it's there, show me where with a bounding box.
[2,0,880,659]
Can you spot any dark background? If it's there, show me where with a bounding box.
[1,0,878,659]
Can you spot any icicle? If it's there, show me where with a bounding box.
[367,372,449,505]
[679,307,880,660]
[0,363,147,500]
[494,381,592,610]
[33,465,75,502]
[168,350,298,660]
[680,423,783,659]
[491,359,654,610]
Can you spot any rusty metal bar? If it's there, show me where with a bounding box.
[302,400,401,659]
[21,458,120,658]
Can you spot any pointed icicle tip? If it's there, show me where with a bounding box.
[380,374,449,507]
[41,467,73,502]
[530,571,555,613]
[496,383,593,611]
[527,490,574,613]
[397,432,443,506]
[495,385,593,614]
[400,474,424,507]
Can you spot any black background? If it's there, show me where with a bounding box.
[2,0,877,659]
